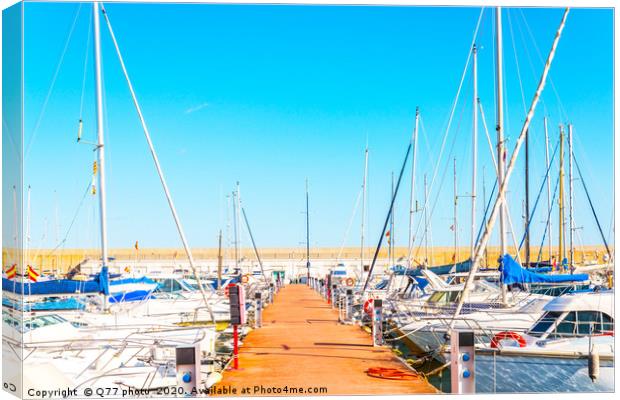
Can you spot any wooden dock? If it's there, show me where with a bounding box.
[212,284,437,396]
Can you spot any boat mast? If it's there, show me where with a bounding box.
[236,181,242,272]
[217,230,223,290]
[360,146,368,279]
[233,185,239,272]
[559,125,565,265]
[471,45,478,260]
[408,108,419,269]
[568,124,574,269]
[424,173,429,268]
[544,117,553,261]
[306,178,310,282]
[525,127,530,266]
[93,2,109,306]
[390,172,395,266]
[495,7,508,303]
[453,158,458,269]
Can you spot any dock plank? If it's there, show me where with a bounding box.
[213,284,437,396]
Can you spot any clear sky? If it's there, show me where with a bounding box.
[19,3,613,254]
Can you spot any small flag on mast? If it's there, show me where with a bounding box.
[134,241,139,251]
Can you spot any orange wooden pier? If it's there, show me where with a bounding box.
[213,284,437,396]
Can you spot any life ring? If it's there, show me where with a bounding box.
[490,331,526,349]
[241,274,250,284]
[363,298,374,315]
[224,283,236,297]
[346,277,355,286]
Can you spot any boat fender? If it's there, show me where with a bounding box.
[490,331,526,348]
[588,347,600,382]
[363,298,374,315]
[346,278,355,286]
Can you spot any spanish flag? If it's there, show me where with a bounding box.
[385,230,391,245]
[5,264,16,280]
[26,265,39,282]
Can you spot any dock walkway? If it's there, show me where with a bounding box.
[213,284,437,396]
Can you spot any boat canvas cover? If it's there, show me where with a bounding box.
[393,260,472,277]
[2,277,103,295]
[500,254,588,285]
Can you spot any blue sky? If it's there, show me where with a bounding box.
[19,3,613,253]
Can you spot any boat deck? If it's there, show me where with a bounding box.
[212,284,437,396]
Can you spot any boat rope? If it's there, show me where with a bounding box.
[336,187,363,264]
[25,3,83,159]
[449,8,570,327]
[517,139,560,252]
[573,154,613,261]
[79,9,93,122]
[407,8,485,262]
[241,206,269,282]
[536,174,560,263]
[100,5,216,320]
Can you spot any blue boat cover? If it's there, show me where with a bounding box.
[500,254,588,285]
[2,297,86,311]
[2,278,102,295]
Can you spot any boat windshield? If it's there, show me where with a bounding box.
[428,290,461,305]
[3,312,68,334]
[528,310,614,339]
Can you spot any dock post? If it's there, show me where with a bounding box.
[233,324,239,369]
[372,299,383,346]
[331,284,337,308]
[254,292,262,328]
[269,283,274,304]
[345,289,353,322]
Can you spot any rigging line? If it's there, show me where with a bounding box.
[507,10,528,116]
[25,3,83,159]
[518,9,569,121]
[79,9,93,119]
[573,154,613,260]
[43,181,93,258]
[362,141,412,292]
[536,174,561,263]
[416,7,485,246]
[336,187,363,263]
[514,8,549,118]
[101,5,216,318]
[517,138,560,251]
[410,91,468,264]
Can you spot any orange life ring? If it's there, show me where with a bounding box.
[490,331,527,348]
[346,277,355,286]
[241,275,249,284]
[363,298,374,315]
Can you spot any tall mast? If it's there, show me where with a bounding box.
[568,124,574,269]
[93,2,109,300]
[26,185,31,268]
[495,7,508,303]
[482,167,488,267]
[424,173,429,268]
[232,187,239,272]
[390,172,395,266]
[525,127,530,266]
[236,181,242,271]
[453,158,458,269]
[544,117,552,261]
[360,147,368,279]
[471,45,478,260]
[559,125,565,264]
[408,108,419,269]
[217,230,223,290]
[306,178,310,282]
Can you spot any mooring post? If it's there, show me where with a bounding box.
[372,298,383,346]
[345,288,353,322]
[254,291,262,328]
[331,284,338,308]
[269,282,274,304]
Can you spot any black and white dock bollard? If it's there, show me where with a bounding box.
[345,289,353,322]
[254,291,262,328]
